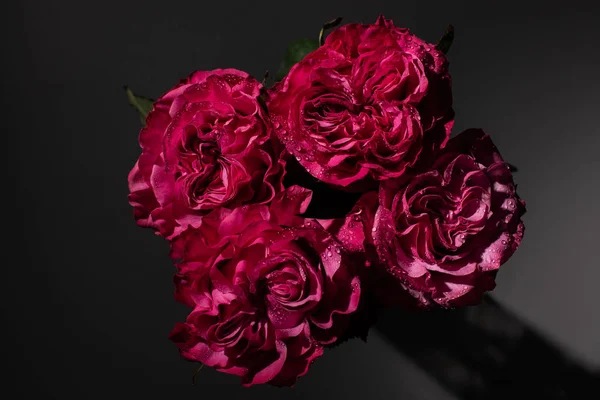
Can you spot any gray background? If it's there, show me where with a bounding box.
[5,0,599,398]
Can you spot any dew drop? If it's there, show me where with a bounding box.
[372,227,377,232]
[327,251,333,257]
[335,247,341,254]
[501,239,507,245]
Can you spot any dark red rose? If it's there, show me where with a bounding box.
[268,15,453,189]
[371,129,525,307]
[127,69,285,239]
[169,187,361,386]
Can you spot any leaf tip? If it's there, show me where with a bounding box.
[436,24,455,55]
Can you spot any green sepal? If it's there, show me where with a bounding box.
[274,38,319,81]
[124,86,154,125]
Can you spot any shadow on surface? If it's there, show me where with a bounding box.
[375,296,600,399]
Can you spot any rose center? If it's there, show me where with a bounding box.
[264,262,302,302]
[178,124,222,173]
[401,173,490,256]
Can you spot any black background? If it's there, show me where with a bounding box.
[6,1,600,398]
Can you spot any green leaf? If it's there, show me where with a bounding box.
[319,17,343,45]
[275,38,319,81]
[436,24,455,55]
[124,86,154,125]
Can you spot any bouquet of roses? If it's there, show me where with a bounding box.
[127,16,525,386]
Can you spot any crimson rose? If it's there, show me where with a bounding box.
[127,69,284,239]
[372,129,525,307]
[169,187,361,386]
[268,15,453,188]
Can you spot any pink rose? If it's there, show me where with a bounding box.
[127,69,285,239]
[268,15,453,189]
[168,187,361,386]
[373,129,525,307]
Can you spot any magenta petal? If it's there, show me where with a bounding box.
[246,340,288,386]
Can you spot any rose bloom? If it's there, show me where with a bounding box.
[268,15,453,189]
[372,129,525,307]
[127,69,284,239]
[168,187,361,386]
